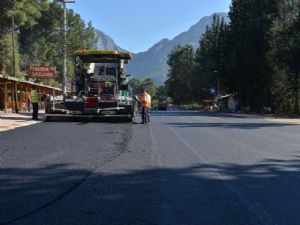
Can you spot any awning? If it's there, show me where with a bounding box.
[0,74,61,91]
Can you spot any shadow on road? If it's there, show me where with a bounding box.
[1,156,300,225]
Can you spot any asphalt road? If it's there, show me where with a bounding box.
[1,111,300,225]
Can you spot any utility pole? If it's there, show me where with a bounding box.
[217,77,220,96]
[12,15,18,113]
[58,0,75,96]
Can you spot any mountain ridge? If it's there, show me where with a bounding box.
[126,12,229,84]
[94,29,123,51]
[94,12,229,84]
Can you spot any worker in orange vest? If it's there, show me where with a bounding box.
[139,88,151,124]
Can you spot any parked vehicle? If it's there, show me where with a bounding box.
[158,94,167,110]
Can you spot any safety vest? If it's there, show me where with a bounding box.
[31,89,38,103]
[140,92,151,108]
[146,93,151,108]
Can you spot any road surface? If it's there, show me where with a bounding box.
[1,111,300,225]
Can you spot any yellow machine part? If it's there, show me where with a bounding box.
[74,49,132,60]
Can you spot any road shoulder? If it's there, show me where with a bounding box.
[0,111,43,132]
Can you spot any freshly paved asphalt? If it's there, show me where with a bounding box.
[1,111,300,225]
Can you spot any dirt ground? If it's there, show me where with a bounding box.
[265,117,300,124]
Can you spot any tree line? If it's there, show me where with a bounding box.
[0,0,95,87]
[166,0,300,114]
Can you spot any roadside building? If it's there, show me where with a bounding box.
[217,94,238,112]
[0,74,61,112]
[203,99,218,111]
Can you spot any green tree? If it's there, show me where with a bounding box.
[194,15,228,101]
[156,85,167,98]
[130,77,157,97]
[17,2,95,84]
[130,78,142,95]
[165,45,195,104]
[0,0,45,34]
[0,0,46,76]
[268,0,300,113]
[227,0,279,112]
[141,78,156,97]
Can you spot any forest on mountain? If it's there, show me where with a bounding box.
[166,0,300,114]
[0,0,95,87]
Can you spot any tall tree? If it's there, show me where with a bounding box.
[0,0,46,76]
[268,0,300,113]
[165,45,195,104]
[141,78,157,97]
[130,77,157,97]
[194,15,228,101]
[228,0,278,112]
[16,2,95,85]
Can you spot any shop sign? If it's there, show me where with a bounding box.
[28,66,56,79]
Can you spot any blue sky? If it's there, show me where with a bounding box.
[68,0,232,53]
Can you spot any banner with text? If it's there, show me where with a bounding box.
[28,66,56,79]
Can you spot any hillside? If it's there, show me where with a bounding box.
[94,29,123,51]
[93,13,229,84]
[126,13,229,84]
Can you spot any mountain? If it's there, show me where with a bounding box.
[126,13,229,84]
[93,13,229,84]
[94,29,123,51]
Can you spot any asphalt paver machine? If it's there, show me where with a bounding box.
[46,50,137,121]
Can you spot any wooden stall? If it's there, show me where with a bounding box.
[0,74,61,112]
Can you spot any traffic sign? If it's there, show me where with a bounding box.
[209,88,216,94]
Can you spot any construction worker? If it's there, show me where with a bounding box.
[31,86,39,120]
[146,92,151,123]
[139,88,151,124]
